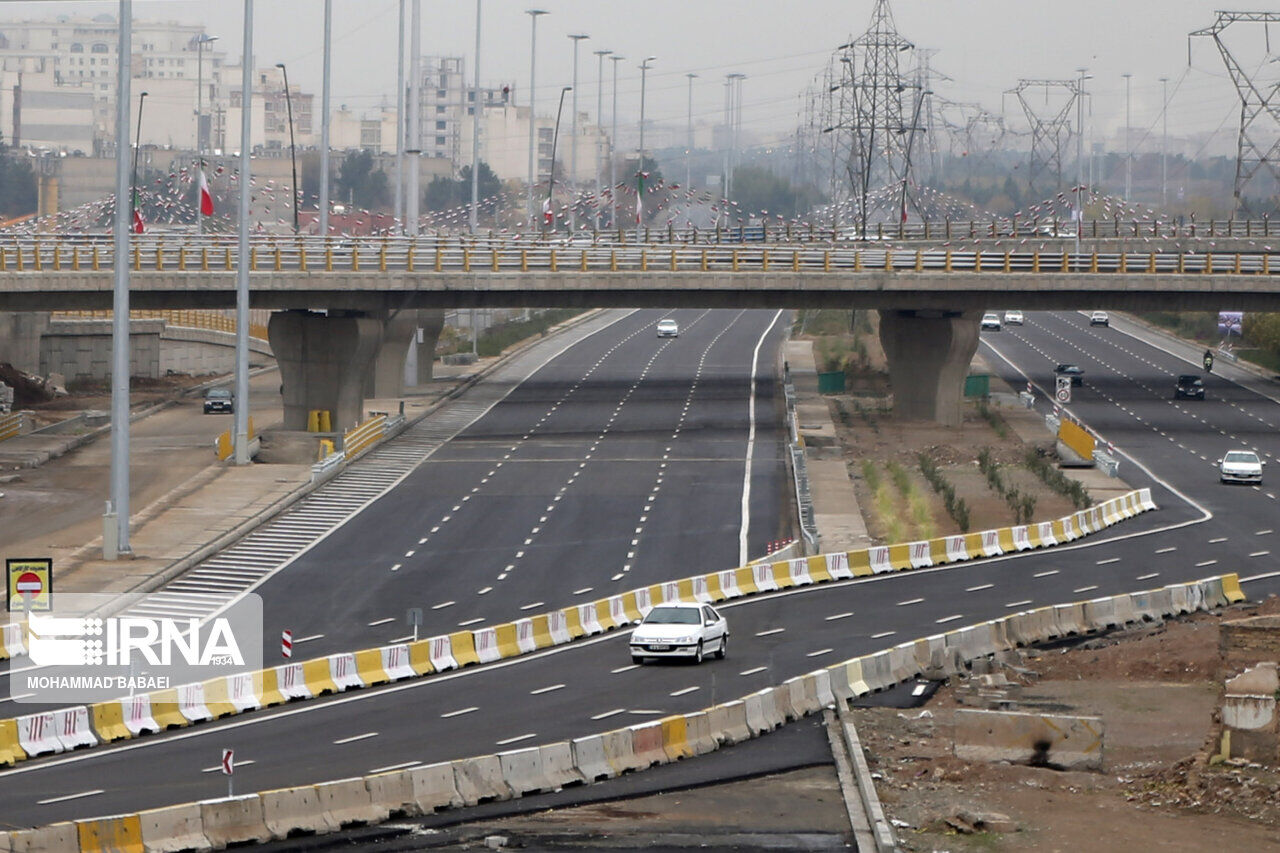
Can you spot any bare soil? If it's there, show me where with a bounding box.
[856,595,1280,852]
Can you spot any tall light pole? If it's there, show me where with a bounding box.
[685,73,697,192]
[609,54,623,228]
[275,62,299,234]
[726,72,744,200]
[394,0,405,234]
[567,33,589,230]
[637,56,655,240]
[194,33,217,236]
[1160,75,1169,210]
[106,0,134,559]
[318,0,332,237]
[593,48,611,230]
[130,91,147,231]
[469,0,482,233]
[1122,72,1132,202]
[1075,68,1091,264]
[407,0,421,237]
[546,85,571,234]
[525,9,547,227]
[233,0,253,466]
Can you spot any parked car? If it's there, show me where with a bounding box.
[981,312,1002,331]
[1174,374,1205,400]
[1089,311,1110,326]
[656,318,679,338]
[1003,310,1025,326]
[1054,364,1085,386]
[629,602,728,664]
[202,388,234,414]
[1220,449,1264,484]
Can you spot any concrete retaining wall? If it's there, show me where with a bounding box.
[954,708,1104,770]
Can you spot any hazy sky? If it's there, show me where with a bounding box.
[2,1,1269,150]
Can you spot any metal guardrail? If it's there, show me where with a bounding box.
[783,369,820,554]
[0,411,29,443]
[5,234,1280,277]
[342,414,387,458]
[310,450,346,484]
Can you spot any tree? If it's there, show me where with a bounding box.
[422,161,501,212]
[334,150,389,210]
[729,166,822,219]
[0,134,37,218]
[1244,312,1280,357]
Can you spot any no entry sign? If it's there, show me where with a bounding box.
[6,558,52,612]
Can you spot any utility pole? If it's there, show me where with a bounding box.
[568,33,589,231]
[637,56,655,241]
[407,0,421,236]
[106,0,134,559]
[525,9,547,228]
[686,72,697,192]
[1122,72,1132,201]
[394,0,405,234]
[609,54,623,228]
[319,0,331,237]
[1160,76,1169,210]
[594,49,611,230]
[1075,68,1090,264]
[469,0,482,233]
[275,63,298,234]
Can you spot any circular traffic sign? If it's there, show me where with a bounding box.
[14,571,42,596]
[1055,388,1071,403]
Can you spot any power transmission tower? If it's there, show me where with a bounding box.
[1190,11,1280,213]
[1005,79,1080,195]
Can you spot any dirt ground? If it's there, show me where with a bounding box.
[18,373,208,429]
[857,595,1280,852]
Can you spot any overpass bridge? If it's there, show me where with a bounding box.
[3,234,1278,427]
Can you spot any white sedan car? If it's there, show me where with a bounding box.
[1003,310,1025,326]
[630,602,728,664]
[656,318,679,338]
[1220,450,1264,484]
[980,312,1002,331]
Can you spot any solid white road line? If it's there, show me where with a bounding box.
[739,310,784,565]
[333,732,378,745]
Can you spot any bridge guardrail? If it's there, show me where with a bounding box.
[4,571,1245,850]
[0,411,30,443]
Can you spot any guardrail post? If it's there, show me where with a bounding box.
[352,246,360,271]
[641,249,649,272]
[1030,251,1038,273]
[1178,253,1185,274]
[32,242,42,271]
[250,245,258,271]
[177,246,185,271]
[404,246,412,272]
[670,249,677,271]
[550,249,558,272]
[975,250,983,273]
[199,246,208,271]
[1118,252,1127,273]
[380,243,388,272]
[325,246,333,272]
[1003,251,1011,273]
[882,249,892,271]
[762,248,770,271]
[1145,252,1154,273]
[1060,251,1068,272]
[271,247,281,272]
[827,251,834,273]
[494,249,501,272]
[132,243,140,271]
[700,249,708,271]
[730,249,738,271]
[578,249,587,271]
[462,247,470,272]
[92,245,99,271]
[154,244,162,271]
[1204,254,1213,275]
[72,245,80,271]
[1234,253,1241,275]
[792,250,799,272]
[943,249,952,272]
[913,249,922,272]
[1265,254,1271,275]
[51,243,60,271]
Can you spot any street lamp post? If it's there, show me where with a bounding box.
[567,33,589,230]
[394,0,405,234]
[546,85,571,235]
[1075,68,1090,265]
[686,73,697,193]
[319,0,332,237]
[469,0,482,233]
[637,56,655,241]
[407,0,421,237]
[275,63,299,234]
[1122,72,1132,202]
[1160,76,1169,211]
[525,9,547,227]
[130,91,148,230]
[609,54,623,228]
[593,49,611,231]
[194,34,217,236]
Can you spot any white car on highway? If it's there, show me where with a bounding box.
[630,602,728,664]
[656,318,679,338]
[1220,450,1264,484]
[980,312,1002,331]
[1003,310,1025,326]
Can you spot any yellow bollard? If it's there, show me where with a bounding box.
[325,247,334,272]
[944,249,952,272]
[250,246,258,271]
[1061,251,1069,272]
[307,410,320,432]
[0,247,7,271]
[298,244,307,271]
[701,249,708,271]
[731,249,738,271]
[1090,252,1098,273]
[1147,253,1156,274]
[132,244,140,271]
[154,245,162,270]
[73,245,80,271]
[1119,252,1128,273]
[225,246,232,270]
[762,248,770,271]
[641,249,648,272]
[405,246,412,272]
[1031,252,1039,273]
[275,247,283,272]
[93,245,100,271]
[914,249,923,272]
[200,246,208,271]
[178,247,186,271]
[610,250,618,272]
[1003,251,1011,273]
[434,247,443,272]
[319,410,331,432]
[825,250,833,273]
[580,249,588,272]
[1204,254,1213,274]
[380,245,388,272]
[352,246,360,271]
[317,439,335,460]
[975,251,983,273]
[52,244,60,271]
[550,249,558,272]
[462,248,470,272]
[883,250,892,271]
[493,249,501,272]
[1234,253,1241,275]
[670,249,677,271]
[1264,254,1271,276]
[792,250,799,272]
[33,243,42,271]
[520,249,528,272]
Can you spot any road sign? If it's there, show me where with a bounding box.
[6,558,52,612]
[406,607,423,642]
[1055,375,1072,404]
[281,629,293,659]
[221,749,234,775]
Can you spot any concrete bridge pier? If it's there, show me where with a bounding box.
[268,309,383,432]
[414,310,446,385]
[366,311,420,399]
[878,309,982,427]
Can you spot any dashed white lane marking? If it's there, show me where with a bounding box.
[1195,559,1219,567]
[200,760,255,774]
[1154,547,1177,554]
[440,706,479,718]
[388,635,415,644]
[366,617,394,627]
[1095,558,1120,565]
[389,563,402,572]
[1136,573,1160,581]
[431,601,455,610]
[755,628,785,637]
[591,708,626,720]
[495,733,537,746]
[519,601,544,611]
[1250,550,1271,558]
[1209,537,1228,544]
[404,550,415,558]
[573,587,594,596]
[896,597,925,606]
[739,666,768,676]
[825,612,854,621]
[530,684,565,695]
[477,587,493,595]
[333,732,378,745]
[1034,569,1061,577]
[935,615,964,624]
[1257,529,1274,536]
[1006,600,1033,608]
[611,665,639,674]
[670,686,701,696]
[806,648,834,657]
[871,631,896,639]
[457,617,484,627]
[1074,585,1099,593]
[37,789,105,804]
[965,583,994,592]
[627,709,663,716]
[295,634,324,643]
[370,761,421,774]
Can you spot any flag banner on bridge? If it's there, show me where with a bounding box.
[11,592,263,704]
[199,170,215,217]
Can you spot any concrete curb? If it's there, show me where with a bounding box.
[4,572,1245,849]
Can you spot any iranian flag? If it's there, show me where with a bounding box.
[131,190,144,234]
[542,196,553,225]
[199,169,214,216]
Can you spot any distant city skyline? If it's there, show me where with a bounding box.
[0,1,1270,157]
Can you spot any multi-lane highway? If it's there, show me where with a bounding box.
[5,307,1280,827]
